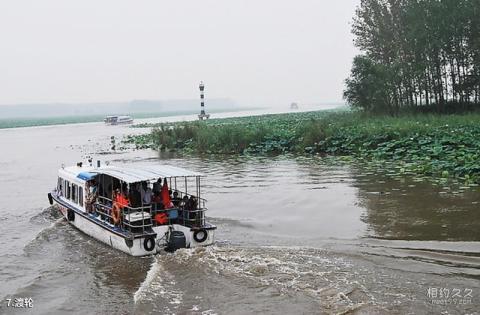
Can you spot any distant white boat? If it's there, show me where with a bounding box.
[104,115,134,125]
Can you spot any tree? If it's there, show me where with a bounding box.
[344,55,395,114]
[344,0,480,114]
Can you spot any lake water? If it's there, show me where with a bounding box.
[0,110,479,314]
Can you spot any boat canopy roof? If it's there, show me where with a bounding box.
[94,165,203,183]
[77,171,97,181]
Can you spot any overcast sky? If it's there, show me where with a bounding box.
[0,1,360,107]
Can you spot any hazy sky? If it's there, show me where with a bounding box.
[0,1,360,107]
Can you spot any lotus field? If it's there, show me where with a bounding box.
[125,111,480,184]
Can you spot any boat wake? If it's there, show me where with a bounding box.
[133,256,185,314]
[23,218,65,255]
[132,245,383,314]
[29,205,63,224]
[133,259,162,304]
[132,242,480,314]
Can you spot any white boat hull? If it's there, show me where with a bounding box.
[55,199,215,256]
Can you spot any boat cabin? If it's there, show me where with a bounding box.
[104,115,134,125]
[53,162,213,250]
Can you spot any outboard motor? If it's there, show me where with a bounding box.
[164,230,186,253]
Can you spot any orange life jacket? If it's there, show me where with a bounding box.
[155,213,168,225]
[116,194,129,207]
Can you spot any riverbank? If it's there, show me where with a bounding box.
[0,108,248,129]
[124,110,480,184]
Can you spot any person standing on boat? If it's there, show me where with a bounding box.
[161,178,173,209]
[143,183,153,205]
[153,178,162,195]
[85,180,98,213]
[112,189,128,226]
[128,184,141,208]
[139,182,146,203]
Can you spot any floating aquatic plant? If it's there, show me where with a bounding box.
[124,110,480,183]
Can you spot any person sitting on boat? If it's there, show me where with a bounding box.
[112,189,128,226]
[172,191,181,207]
[186,196,199,226]
[180,195,189,209]
[188,196,198,210]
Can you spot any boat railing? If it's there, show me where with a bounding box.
[95,194,207,230]
[150,206,205,227]
[173,191,207,209]
[180,208,206,227]
[122,204,153,235]
[95,196,154,235]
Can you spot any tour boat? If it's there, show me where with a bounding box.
[104,115,134,125]
[47,161,216,256]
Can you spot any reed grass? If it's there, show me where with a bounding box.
[125,110,480,183]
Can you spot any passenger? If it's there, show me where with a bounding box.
[188,196,198,210]
[89,180,98,196]
[153,178,162,195]
[128,185,141,208]
[187,196,199,226]
[119,190,129,207]
[161,178,173,209]
[152,191,164,210]
[143,183,153,205]
[185,195,196,210]
[181,195,189,209]
[172,191,181,207]
[139,182,146,203]
[177,195,188,224]
[112,189,128,226]
[111,189,120,225]
[84,182,91,211]
[85,180,98,213]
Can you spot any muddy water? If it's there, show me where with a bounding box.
[0,116,479,314]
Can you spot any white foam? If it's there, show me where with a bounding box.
[133,258,161,303]
[26,216,64,246]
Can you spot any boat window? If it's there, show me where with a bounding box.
[66,181,71,199]
[79,187,83,206]
[57,178,64,196]
[72,183,77,203]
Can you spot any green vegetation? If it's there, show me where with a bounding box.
[344,0,480,114]
[125,111,334,153]
[124,110,480,183]
[0,115,106,129]
[0,109,241,129]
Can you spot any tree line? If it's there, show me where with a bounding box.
[344,0,480,114]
